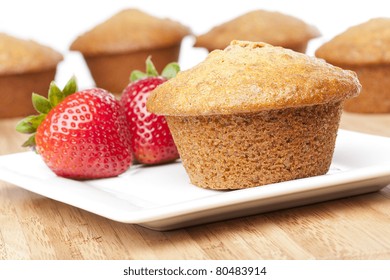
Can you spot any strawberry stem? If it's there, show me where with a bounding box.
[129,56,180,82]
[16,76,79,149]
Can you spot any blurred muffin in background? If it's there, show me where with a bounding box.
[194,10,320,53]
[70,9,191,93]
[0,33,63,118]
[316,18,390,113]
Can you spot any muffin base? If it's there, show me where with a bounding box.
[0,69,57,118]
[84,44,181,94]
[341,64,390,113]
[167,102,343,190]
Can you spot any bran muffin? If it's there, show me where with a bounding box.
[315,18,390,113]
[147,41,361,190]
[0,33,63,118]
[194,10,320,53]
[70,9,191,93]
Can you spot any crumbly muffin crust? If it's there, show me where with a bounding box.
[70,9,191,56]
[167,102,342,189]
[195,10,320,51]
[147,41,361,116]
[315,18,390,66]
[0,33,63,75]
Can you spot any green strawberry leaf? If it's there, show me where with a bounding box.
[32,93,52,114]
[16,114,45,134]
[62,75,78,98]
[161,62,180,79]
[130,70,148,82]
[21,134,36,148]
[145,56,159,77]
[48,81,64,107]
[129,56,181,82]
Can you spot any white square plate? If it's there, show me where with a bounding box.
[1,130,390,231]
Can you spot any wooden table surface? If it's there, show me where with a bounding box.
[1,113,390,260]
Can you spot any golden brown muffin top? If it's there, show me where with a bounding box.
[70,9,191,56]
[147,41,361,116]
[315,18,390,66]
[194,10,320,51]
[0,33,63,75]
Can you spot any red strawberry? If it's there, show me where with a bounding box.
[120,57,179,165]
[16,77,132,179]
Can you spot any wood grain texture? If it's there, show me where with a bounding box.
[1,112,390,260]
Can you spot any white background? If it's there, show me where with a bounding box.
[0,0,388,89]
